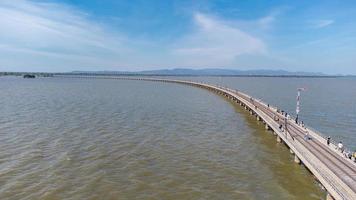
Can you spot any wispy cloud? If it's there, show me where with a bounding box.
[2,1,352,74]
[172,13,266,67]
[0,0,135,71]
[310,19,334,28]
[257,7,288,30]
[258,15,275,29]
[0,1,269,71]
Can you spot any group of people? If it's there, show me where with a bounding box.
[276,109,291,120]
[327,137,356,162]
[275,108,356,162]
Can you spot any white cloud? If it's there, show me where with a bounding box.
[0,1,267,71]
[0,0,135,71]
[311,19,334,28]
[172,13,266,67]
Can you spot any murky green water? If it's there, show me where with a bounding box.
[0,76,343,199]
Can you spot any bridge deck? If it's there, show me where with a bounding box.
[57,75,356,200]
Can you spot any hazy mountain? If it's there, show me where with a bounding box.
[71,68,327,76]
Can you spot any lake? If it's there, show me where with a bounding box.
[2,76,354,199]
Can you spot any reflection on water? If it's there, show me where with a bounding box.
[0,77,328,199]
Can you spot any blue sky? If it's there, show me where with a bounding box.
[0,0,355,74]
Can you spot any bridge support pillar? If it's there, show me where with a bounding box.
[265,124,270,130]
[326,193,334,200]
[277,136,282,143]
[256,116,261,121]
[294,155,301,164]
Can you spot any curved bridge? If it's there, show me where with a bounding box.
[59,75,356,200]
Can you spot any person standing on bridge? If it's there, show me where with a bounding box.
[345,150,352,159]
[279,124,283,131]
[337,141,343,152]
[327,136,331,146]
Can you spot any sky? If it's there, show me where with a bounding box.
[0,0,355,74]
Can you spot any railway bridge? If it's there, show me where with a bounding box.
[57,75,356,200]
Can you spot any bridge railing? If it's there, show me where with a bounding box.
[215,84,354,163]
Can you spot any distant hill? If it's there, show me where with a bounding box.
[70,68,327,76]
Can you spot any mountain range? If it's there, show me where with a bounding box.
[71,68,328,76]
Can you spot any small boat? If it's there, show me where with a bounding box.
[23,74,36,78]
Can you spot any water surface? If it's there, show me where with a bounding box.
[0,76,329,199]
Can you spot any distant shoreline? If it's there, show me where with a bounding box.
[0,72,353,78]
[57,73,343,78]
